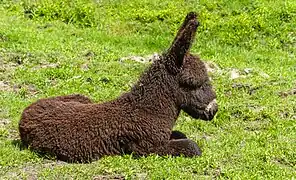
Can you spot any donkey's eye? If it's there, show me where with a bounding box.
[180,81,200,91]
[179,76,205,90]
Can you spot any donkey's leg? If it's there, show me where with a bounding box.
[45,94,92,104]
[170,130,187,140]
[154,139,202,157]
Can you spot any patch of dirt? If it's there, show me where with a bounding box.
[84,51,96,59]
[229,69,245,80]
[119,53,160,63]
[214,167,222,178]
[119,54,222,75]
[227,68,270,80]
[272,158,295,170]
[201,133,213,141]
[26,84,38,95]
[134,173,147,180]
[81,63,90,71]
[93,172,147,180]
[0,81,38,96]
[7,129,19,140]
[32,63,59,70]
[0,81,13,92]
[0,118,10,127]
[231,83,264,95]
[93,175,125,180]
[203,167,224,178]
[3,160,67,179]
[5,52,33,65]
[279,109,296,120]
[243,120,269,132]
[118,54,272,80]
[204,61,222,74]
[248,104,266,113]
[279,88,296,98]
[118,54,272,83]
[0,119,19,139]
[0,62,19,74]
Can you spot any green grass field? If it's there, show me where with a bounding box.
[0,0,295,179]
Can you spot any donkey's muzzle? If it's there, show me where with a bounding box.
[201,99,218,121]
[181,99,218,121]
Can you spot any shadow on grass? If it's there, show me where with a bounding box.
[11,139,59,161]
[11,139,28,150]
[10,139,172,163]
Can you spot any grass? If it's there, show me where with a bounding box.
[0,0,295,179]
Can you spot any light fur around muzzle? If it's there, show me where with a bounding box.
[205,99,217,112]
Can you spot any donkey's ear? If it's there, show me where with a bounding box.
[171,12,197,45]
[166,12,199,68]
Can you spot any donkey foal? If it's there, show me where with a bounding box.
[19,12,218,162]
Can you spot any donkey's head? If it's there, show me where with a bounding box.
[164,12,218,121]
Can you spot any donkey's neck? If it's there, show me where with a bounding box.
[125,62,181,119]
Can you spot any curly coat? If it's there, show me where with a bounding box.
[19,12,218,162]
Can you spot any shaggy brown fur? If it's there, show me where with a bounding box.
[19,12,218,162]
